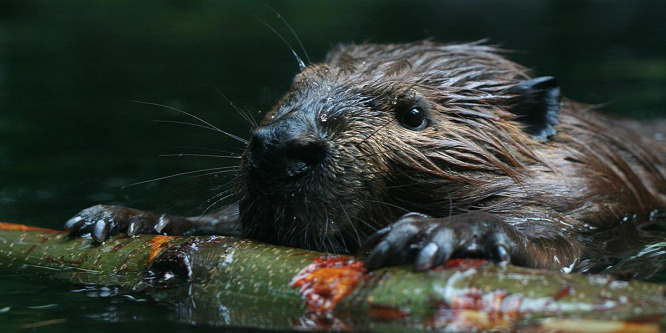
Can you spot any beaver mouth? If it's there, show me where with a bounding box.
[237,152,380,253]
[238,189,356,253]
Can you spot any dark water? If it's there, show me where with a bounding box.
[1,0,665,331]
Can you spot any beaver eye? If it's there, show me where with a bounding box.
[399,106,427,130]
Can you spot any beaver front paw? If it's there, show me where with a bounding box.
[359,212,519,271]
[65,205,186,242]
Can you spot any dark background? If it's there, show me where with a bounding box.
[1,1,665,229]
[0,0,665,331]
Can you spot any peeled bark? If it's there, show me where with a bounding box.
[0,221,665,332]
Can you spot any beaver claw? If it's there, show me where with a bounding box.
[359,212,517,271]
[65,205,188,242]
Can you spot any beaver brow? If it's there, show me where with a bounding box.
[393,68,436,100]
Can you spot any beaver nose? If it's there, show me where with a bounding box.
[248,120,327,178]
[282,135,327,177]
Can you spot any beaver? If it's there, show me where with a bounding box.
[65,40,666,272]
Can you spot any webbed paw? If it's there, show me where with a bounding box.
[65,205,184,242]
[360,212,518,271]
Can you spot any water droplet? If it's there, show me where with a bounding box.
[320,114,328,123]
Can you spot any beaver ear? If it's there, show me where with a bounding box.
[507,76,561,139]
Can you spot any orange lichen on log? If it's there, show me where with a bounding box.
[147,235,175,262]
[0,222,64,234]
[291,256,366,314]
[441,258,487,270]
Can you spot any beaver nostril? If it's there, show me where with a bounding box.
[284,136,327,178]
[284,159,309,177]
[247,125,327,178]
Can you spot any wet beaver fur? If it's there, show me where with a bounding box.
[66,41,666,272]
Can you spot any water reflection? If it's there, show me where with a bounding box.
[576,211,666,280]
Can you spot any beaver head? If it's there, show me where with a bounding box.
[237,41,561,253]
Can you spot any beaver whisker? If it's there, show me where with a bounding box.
[266,7,311,65]
[338,199,362,246]
[301,221,311,249]
[204,183,235,200]
[235,195,257,222]
[199,191,236,216]
[216,90,259,128]
[153,120,231,134]
[355,118,396,149]
[165,145,248,157]
[132,100,248,144]
[325,228,345,254]
[254,16,306,71]
[283,222,299,242]
[199,197,240,217]
[122,166,238,189]
[319,208,339,252]
[189,168,240,178]
[323,206,330,239]
[160,153,242,159]
[342,212,377,232]
[337,228,348,254]
[363,200,411,216]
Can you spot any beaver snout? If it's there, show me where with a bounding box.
[248,117,328,179]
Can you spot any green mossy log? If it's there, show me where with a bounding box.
[0,222,665,331]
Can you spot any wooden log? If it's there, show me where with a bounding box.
[0,222,665,331]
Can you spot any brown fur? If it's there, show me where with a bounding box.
[237,40,666,270]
